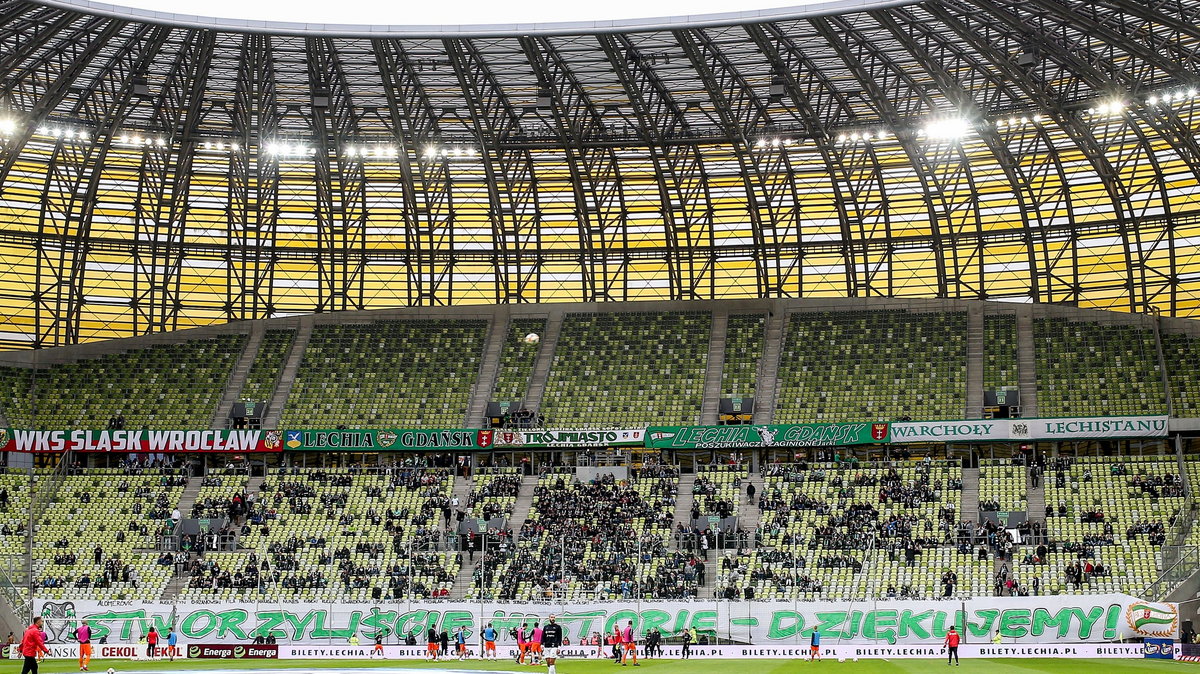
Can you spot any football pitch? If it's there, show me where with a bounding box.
[2,659,1191,674]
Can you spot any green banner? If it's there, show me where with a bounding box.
[284,429,491,451]
[646,422,889,449]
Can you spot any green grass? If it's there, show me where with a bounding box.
[4,658,1186,673]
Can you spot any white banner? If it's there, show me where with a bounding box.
[491,429,645,447]
[889,416,1168,443]
[1012,416,1168,441]
[34,594,1177,647]
[890,421,1010,443]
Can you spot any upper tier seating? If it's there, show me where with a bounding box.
[6,336,244,430]
[1034,320,1165,417]
[775,311,967,423]
[33,467,187,600]
[1162,332,1200,418]
[983,314,1019,392]
[540,313,708,427]
[238,330,295,404]
[721,314,764,398]
[282,320,487,428]
[491,318,547,405]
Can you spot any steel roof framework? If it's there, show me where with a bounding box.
[0,0,1197,347]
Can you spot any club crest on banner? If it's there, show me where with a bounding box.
[1127,602,1178,637]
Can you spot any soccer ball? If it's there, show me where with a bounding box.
[838,657,846,663]
[523,333,540,344]
[107,668,116,674]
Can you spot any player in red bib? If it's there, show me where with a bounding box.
[944,626,961,666]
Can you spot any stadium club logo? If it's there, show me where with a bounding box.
[377,431,398,448]
[285,430,303,449]
[1127,601,1178,636]
[263,430,281,450]
[476,430,494,448]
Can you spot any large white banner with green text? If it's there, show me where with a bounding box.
[34,594,1176,646]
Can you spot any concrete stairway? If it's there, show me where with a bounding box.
[509,475,540,532]
[160,574,189,601]
[211,323,266,429]
[263,318,314,428]
[465,314,510,427]
[754,311,786,424]
[671,475,697,551]
[965,305,984,419]
[1015,307,1039,418]
[520,310,565,416]
[961,467,980,524]
[173,476,204,519]
[1027,469,1046,522]
[738,475,763,544]
[452,473,473,514]
[699,311,729,425]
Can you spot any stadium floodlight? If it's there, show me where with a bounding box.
[755,138,766,148]
[1147,95,1159,105]
[50,127,62,137]
[155,137,165,147]
[1189,89,1198,98]
[386,146,397,157]
[922,117,971,140]
[231,142,240,152]
[424,145,437,158]
[0,118,15,134]
[465,147,477,157]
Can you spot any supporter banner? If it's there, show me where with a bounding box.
[889,420,1010,443]
[491,428,645,447]
[36,594,1175,646]
[0,428,282,453]
[646,423,888,449]
[1012,415,1168,441]
[888,416,1168,444]
[285,428,485,451]
[285,428,641,451]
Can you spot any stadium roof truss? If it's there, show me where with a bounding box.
[0,0,1199,347]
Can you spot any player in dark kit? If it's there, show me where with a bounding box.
[944,626,961,665]
[542,615,564,674]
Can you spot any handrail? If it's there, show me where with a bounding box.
[1140,544,1200,601]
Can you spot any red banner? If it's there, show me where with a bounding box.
[0,428,282,453]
